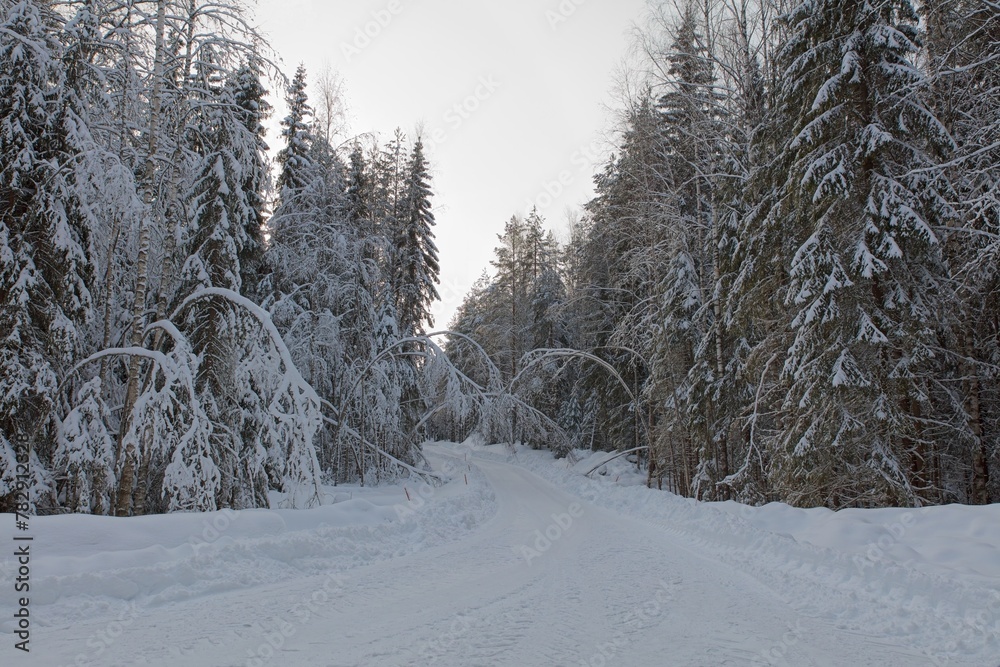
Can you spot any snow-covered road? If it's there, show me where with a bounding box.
[27,446,983,667]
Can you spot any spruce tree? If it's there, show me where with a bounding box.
[0,0,97,509]
[395,137,441,337]
[275,64,314,199]
[737,0,954,506]
[578,97,663,458]
[230,57,271,301]
[56,378,115,514]
[179,69,253,508]
[645,4,732,498]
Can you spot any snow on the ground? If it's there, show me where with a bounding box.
[0,439,997,666]
[565,445,1000,581]
[0,457,496,634]
[470,439,1000,664]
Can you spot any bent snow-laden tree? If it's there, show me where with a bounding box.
[72,289,325,513]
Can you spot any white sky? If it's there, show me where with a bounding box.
[253,0,649,327]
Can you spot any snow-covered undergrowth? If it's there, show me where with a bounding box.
[0,451,496,634]
[449,438,1000,664]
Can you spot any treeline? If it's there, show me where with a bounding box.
[444,0,1000,508]
[0,0,441,515]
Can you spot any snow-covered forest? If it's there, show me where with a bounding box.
[1,0,999,518]
[3,1,1000,664]
[445,0,1000,508]
[0,0,448,515]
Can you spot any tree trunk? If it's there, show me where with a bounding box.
[712,206,730,499]
[114,0,168,517]
[967,337,989,505]
[905,397,928,505]
[99,220,122,385]
[114,444,135,517]
[132,439,153,516]
[134,2,199,506]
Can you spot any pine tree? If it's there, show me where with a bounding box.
[375,128,408,311]
[446,210,571,451]
[491,215,531,393]
[346,144,371,226]
[182,73,247,298]
[268,66,361,485]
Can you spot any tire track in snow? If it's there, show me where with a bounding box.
[28,449,984,666]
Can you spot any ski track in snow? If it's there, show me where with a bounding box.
[3,442,998,666]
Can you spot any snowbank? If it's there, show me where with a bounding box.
[2,438,997,665]
[563,446,1000,581]
[0,451,496,633]
[451,439,1000,664]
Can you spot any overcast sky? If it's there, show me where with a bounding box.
[253,0,650,326]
